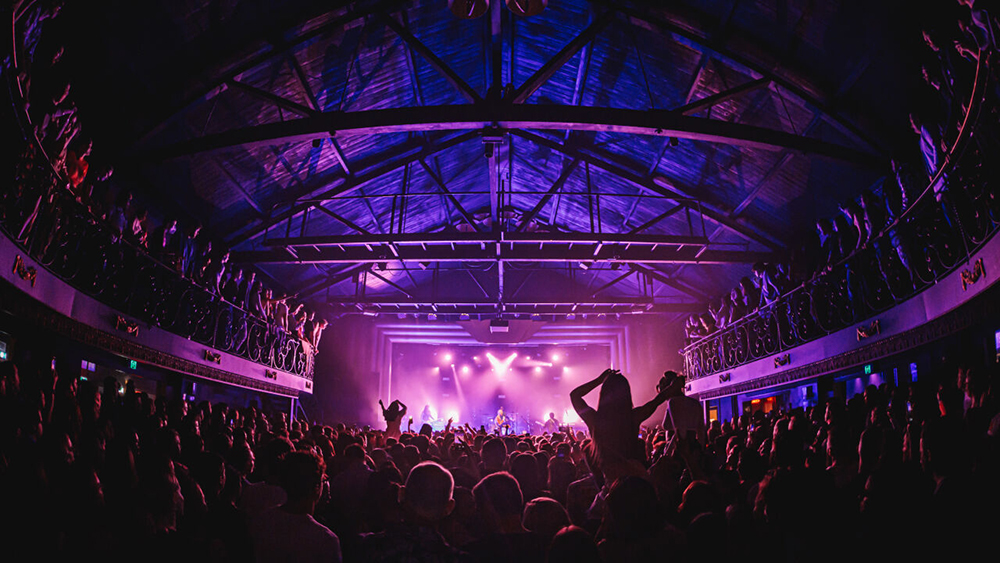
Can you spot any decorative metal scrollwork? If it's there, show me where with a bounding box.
[680,53,998,381]
[0,184,315,380]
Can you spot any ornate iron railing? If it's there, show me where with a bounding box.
[683,51,998,381]
[0,158,314,379]
[4,6,313,380]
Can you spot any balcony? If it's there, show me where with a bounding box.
[683,51,999,396]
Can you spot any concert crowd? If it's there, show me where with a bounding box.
[2,1,1000,561]
[2,357,999,562]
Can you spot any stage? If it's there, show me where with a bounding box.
[383,341,612,434]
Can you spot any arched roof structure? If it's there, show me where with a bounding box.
[58,0,923,320]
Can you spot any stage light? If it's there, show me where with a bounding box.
[552,353,560,362]
[486,352,517,376]
[564,408,581,424]
[473,356,480,361]
[462,366,470,374]
[535,366,542,373]
[566,313,576,320]
[563,366,570,372]
[444,353,453,362]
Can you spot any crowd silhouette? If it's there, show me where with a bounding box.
[2,358,999,562]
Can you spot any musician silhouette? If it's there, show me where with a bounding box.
[543,411,559,434]
[495,407,508,435]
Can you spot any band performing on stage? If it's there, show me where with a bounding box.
[381,401,573,436]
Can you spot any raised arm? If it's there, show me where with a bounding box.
[634,388,669,424]
[633,374,671,423]
[570,369,613,416]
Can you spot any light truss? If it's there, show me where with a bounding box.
[325,298,703,315]
[232,231,774,265]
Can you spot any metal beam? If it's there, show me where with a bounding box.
[601,0,885,155]
[630,264,712,302]
[137,0,405,144]
[510,12,614,103]
[514,130,786,249]
[313,204,371,235]
[232,242,773,265]
[591,269,636,297]
[418,160,482,232]
[215,160,265,217]
[226,79,315,117]
[629,204,685,234]
[489,0,503,99]
[142,104,881,166]
[380,13,483,104]
[488,142,501,228]
[515,160,580,232]
[296,264,370,299]
[289,54,321,112]
[366,268,413,298]
[672,76,771,116]
[731,112,822,218]
[226,131,478,246]
[284,54,355,176]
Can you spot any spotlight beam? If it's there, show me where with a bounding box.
[486,352,517,375]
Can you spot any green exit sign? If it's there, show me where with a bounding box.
[129,360,137,370]
[864,364,872,375]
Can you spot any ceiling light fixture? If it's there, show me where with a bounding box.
[506,0,547,17]
[448,0,490,19]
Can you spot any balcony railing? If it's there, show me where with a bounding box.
[683,50,998,381]
[4,4,313,380]
[1,158,315,379]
